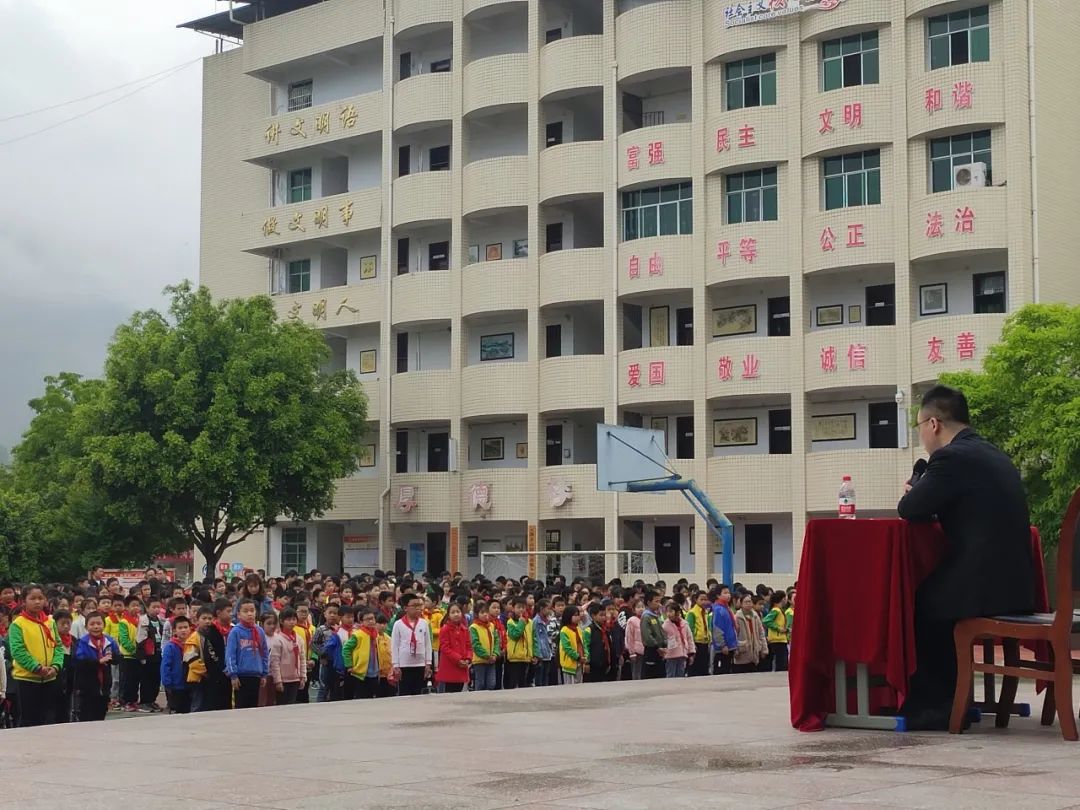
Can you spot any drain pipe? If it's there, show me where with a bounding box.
[1026,0,1041,303]
[610,58,621,576]
[379,0,395,571]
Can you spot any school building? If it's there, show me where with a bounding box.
[182,0,1080,584]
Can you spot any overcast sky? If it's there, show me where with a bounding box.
[0,0,220,448]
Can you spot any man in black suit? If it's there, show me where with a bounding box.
[897,385,1034,729]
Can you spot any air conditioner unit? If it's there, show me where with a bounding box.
[953,162,987,189]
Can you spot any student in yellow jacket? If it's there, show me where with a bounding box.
[469,611,500,691]
[686,593,713,677]
[116,596,144,711]
[8,585,64,726]
[762,592,790,673]
[342,611,381,699]
[558,606,586,685]
[504,597,536,689]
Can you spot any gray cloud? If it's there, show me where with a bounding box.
[0,0,215,445]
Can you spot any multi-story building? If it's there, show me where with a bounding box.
[183,0,1080,585]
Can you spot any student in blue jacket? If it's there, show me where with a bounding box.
[225,599,269,709]
[710,586,738,675]
[160,614,192,713]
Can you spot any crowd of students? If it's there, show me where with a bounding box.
[0,566,794,728]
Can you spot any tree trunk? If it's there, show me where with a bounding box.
[199,540,223,584]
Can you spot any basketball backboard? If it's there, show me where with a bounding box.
[596,423,675,492]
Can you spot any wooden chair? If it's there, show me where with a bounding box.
[949,485,1080,740]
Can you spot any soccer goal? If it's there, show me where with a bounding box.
[480,550,659,584]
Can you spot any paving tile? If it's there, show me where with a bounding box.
[262,787,509,810]
[829,782,1079,809]
[557,785,779,809]
[141,773,361,803]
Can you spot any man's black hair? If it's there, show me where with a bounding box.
[920,384,971,424]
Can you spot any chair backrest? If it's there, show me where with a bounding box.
[1053,486,1080,623]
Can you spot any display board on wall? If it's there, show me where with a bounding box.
[343,535,377,573]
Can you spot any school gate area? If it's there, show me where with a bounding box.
[1,673,1075,808]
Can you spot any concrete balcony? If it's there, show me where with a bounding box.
[618,235,696,297]
[617,122,692,188]
[391,271,453,326]
[392,370,455,423]
[801,83,893,159]
[540,35,604,99]
[539,248,607,307]
[462,155,529,215]
[619,346,695,405]
[909,187,1008,262]
[615,0,690,81]
[906,61,1004,139]
[243,0,382,75]
[804,326,899,392]
[394,73,453,132]
[706,454,792,514]
[394,0,454,35]
[538,141,605,204]
[705,105,788,176]
[461,259,531,318]
[463,52,528,116]
[538,355,609,413]
[910,313,1006,384]
[461,469,532,523]
[705,337,793,399]
[323,476,382,521]
[360,378,382,423]
[803,204,895,275]
[392,171,451,228]
[707,219,791,285]
[390,472,457,524]
[244,188,382,254]
[271,283,382,329]
[460,362,534,419]
[538,464,608,520]
[247,90,383,164]
[805,449,907,513]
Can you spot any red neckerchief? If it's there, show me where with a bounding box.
[238,620,268,660]
[360,625,379,642]
[59,632,73,652]
[107,611,120,624]
[212,619,232,639]
[341,596,353,606]
[169,636,185,653]
[570,626,584,657]
[19,610,55,645]
[124,611,141,628]
[90,634,109,688]
[281,626,301,672]
[401,615,419,655]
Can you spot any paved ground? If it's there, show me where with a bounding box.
[4,673,1079,809]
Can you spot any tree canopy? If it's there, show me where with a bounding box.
[941,304,1080,546]
[4,283,368,580]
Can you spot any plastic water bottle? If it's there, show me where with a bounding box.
[838,475,856,519]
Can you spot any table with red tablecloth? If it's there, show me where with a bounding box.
[789,519,1046,732]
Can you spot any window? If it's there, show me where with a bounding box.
[823,150,880,210]
[287,168,312,203]
[430,58,451,73]
[642,111,665,127]
[429,145,450,171]
[287,80,312,112]
[822,31,879,91]
[621,182,693,241]
[973,271,1005,314]
[726,167,778,224]
[281,527,307,573]
[928,6,989,70]
[930,130,992,193]
[428,240,449,271]
[287,259,310,294]
[726,53,777,110]
[545,27,562,44]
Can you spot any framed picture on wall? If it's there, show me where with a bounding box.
[512,238,528,258]
[486,243,503,261]
[712,304,757,337]
[649,416,669,453]
[358,444,376,467]
[649,306,670,347]
[847,304,862,324]
[712,417,757,447]
[816,304,844,327]
[468,244,480,264]
[811,413,857,442]
[359,255,377,280]
[481,437,504,461]
[359,349,376,374]
[689,526,695,555]
[467,536,479,558]
[480,332,515,361]
[919,283,948,316]
[516,442,528,459]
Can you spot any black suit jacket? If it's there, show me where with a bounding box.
[897,428,1034,621]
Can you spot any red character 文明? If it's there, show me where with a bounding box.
[818,109,834,135]
[843,103,862,128]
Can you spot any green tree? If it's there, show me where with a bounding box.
[77,282,367,577]
[940,304,1080,546]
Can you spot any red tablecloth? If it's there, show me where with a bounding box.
[789,519,1046,732]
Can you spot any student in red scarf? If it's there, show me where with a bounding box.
[160,614,192,713]
[74,612,120,721]
[269,608,307,705]
[434,603,470,693]
[390,594,431,696]
[584,603,611,684]
[8,584,63,726]
[225,599,269,709]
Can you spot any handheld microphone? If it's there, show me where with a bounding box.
[910,458,928,485]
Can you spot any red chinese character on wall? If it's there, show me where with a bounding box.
[648,141,665,165]
[952,80,974,110]
[957,332,976,361]
[648,252,663,276]
[820,227,836,252]
[626,145,640,171]
[818,109,834,134]
[847,343,867,370]
[742,353,760,379]
[926,211,944,238]
[628,255,640,279]
[738,124,756,148]
[927,336,944,364]
[955,206,975,234]
[739,237,757,263]
[716,127,730,152]
[648,361,665,385]
[716,240,731,266]
[767,0,788,9]
[843,102,863,128]
[821,346,837,372]
[717,356,733,381]
[924,87,942,113]
[627,363,641,387]
[846,223,865,248]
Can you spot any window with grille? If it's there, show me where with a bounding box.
[288,168,312,203]
[928,6,989,70]
[621,182,693,241]
[287,80,313,112]
[821,31,879,91]
[287,259,311,293]
[929,130,992,193]
[726,167,778,224]
[973,271,1005,314]
[642,111,665,127]
[726,54,777,110]
[281,527,307,574]
[823,150,881,210]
